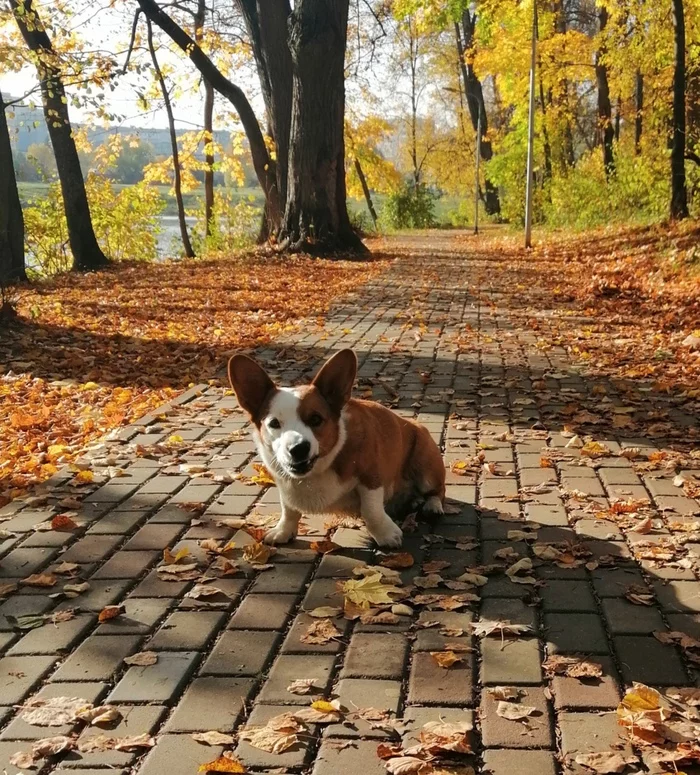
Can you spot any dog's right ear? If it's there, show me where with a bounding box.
[227,354,276,421]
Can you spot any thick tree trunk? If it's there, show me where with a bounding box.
[136,0,282,230]
[194,0,215,236]
[146,19,195,258]
[539,75,553,183]
[595,8,615,177]
[236,0,293,205]
[354,157,378,228]
[554,0,575,170]
[11,0,108,272]
[279,0,364,253]
[455,14,500,216]
[671,0,689,220]
[635,70,644,155]
[0,92,26,285]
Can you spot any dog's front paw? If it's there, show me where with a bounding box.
[369,519,404,549]
[264,524,296,545]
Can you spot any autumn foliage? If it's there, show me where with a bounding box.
[0,254,382,504]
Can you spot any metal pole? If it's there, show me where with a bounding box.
[524,0,538,249]
[474,110,481,235]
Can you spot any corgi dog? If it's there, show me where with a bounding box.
[227,349,445,548]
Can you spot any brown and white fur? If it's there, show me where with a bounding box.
[227,349,446,548]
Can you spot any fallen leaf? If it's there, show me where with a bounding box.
[340,573,402,609]
[430,651,464,669]
[242,542,275,564]
[97,605,124,623]
[306,606,342,618]
[496,701,538,720]
[239,713,305,753]
[542,655,603,679]
[20,697,93,726]
[310,540,340,554]
[573,751,638,773]
[380,552,415,569]
[287,679,316,695]
[9,749,36,769]
[198,755,246,772]
[51,514,78,531]
[123,651,158,667]
[471,620,532,637]
[294,699,344,723]
[113,733,156,751]
[191,731,237,746]
[22,573,56,588]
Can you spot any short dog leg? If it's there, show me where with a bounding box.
[264,503,302,545]
[359,486,403,549]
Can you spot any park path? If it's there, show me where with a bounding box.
[1,231,699,775]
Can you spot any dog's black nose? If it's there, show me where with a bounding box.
[289,440,311,461]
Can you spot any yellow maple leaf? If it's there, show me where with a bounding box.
[340,573,402,609]
[198,755,246,773]
[73,470,94,484]
[618,684,661,715]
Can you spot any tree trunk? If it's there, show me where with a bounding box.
[554,0,575,170]
[539,74,552,183]
[455,14,500,216]
[671,0,689,220]
[194,0,215,237]
[354,157,378,228]
[595,8,615,177]
[614,94,621,142]
[236,0,293,205]
[11,0,108,272]
[136,0,282,230]
[279,0,364,253]
[0,92,26,285]
[146,19,195,257]
[635,70,644,155]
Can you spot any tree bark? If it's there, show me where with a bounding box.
[614,94,621,142]
[554,0,575,170]
[146,18,195,258]
[0,92,26,285]
[236,0,293,204]
[455,13,500,216]
[671,0,689,220]
[635,70,643,155]
[136,0,282,230]
[279,0,365,253]
[194,0,215,237]
[539,74,552,183]
[595,7,615,177]
[11,0,108,272]
[354,157,378,228]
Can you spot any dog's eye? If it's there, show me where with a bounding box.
[268,418,281,430]
[308,413,324,428]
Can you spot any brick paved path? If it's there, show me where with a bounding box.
[1,233,699,774]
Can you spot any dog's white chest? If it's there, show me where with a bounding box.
[276,470,358,515]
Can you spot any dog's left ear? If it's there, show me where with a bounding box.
[312,349,357,414]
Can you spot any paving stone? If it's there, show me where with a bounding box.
[137,733,223,775]
[250,563,312,592]
[200,630,281,676]
[85,483,139,504]
[0,548,57,579]
[0,741,49,775]
[614,635,687,685]
[95,597,173,635]
[86,509,148,535]
[313,739,386,775]
[480,638,542,685]
[91,549,160,580]
[0,596,55,631]
[341,633,408,679]
[146,610,226,651]
[602,598,665,634]
[414,611,473,651]
[257,654,335,704]
[480,686,553,748]
[165,677,255,732]
[51,634,143,682]
[302,578,344,610]
[408,651,473,706]
[121,523,185,551]
[7,613,95,656]
[591,567,646,597]
[55,579,131,612]
[0,681,107,740]
[482,750,558,775]
[316,552,372,578]
[236,703,316,769]
[551,656,621,709]
[654,580,700,613]
[59,534,124,564]
[108,650,198,702]
[73,705,166,767]
[282,613,350,654]
[559,711,633,756]
[0,655,57,704]
[480,598,537,628]
[325,678,402,738]
[540,580,597,612]
[544,613,610,655]
[227,593,297,630]
[129,569,192,598]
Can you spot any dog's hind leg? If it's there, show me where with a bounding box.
[411,425,446,519]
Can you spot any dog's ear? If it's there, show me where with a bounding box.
[228,354,276,421]
[312,349,357,414]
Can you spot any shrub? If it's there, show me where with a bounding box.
[188,190,261,255]
[381,182,436,229]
